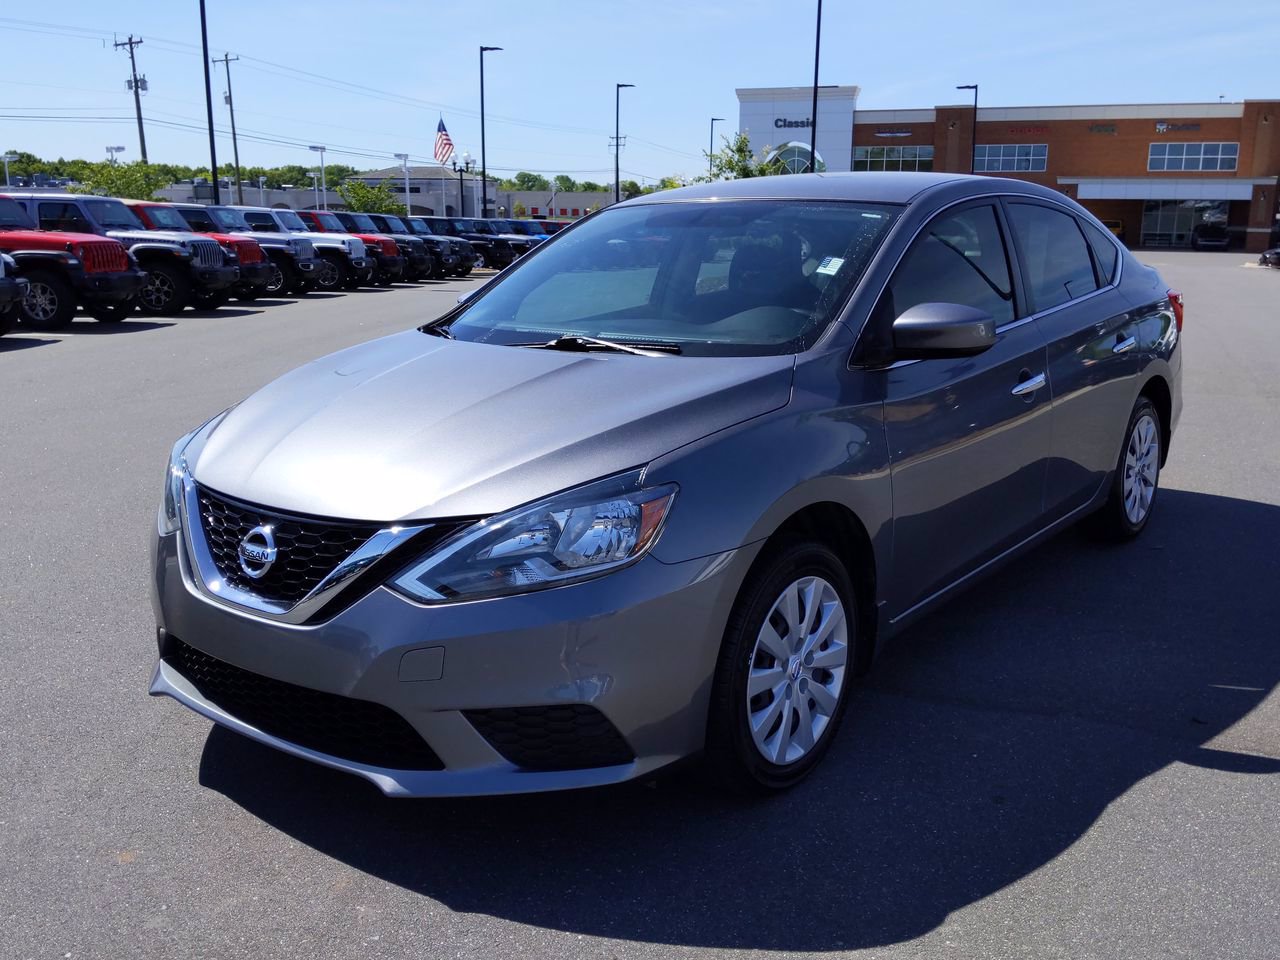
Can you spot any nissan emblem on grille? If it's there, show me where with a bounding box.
[237,525,278,579]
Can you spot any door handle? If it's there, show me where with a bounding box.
[1113,335,1137,354]
[1011,372,1047,397]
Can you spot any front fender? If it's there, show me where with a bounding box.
[6,249,79,269]
[127,243,191,262]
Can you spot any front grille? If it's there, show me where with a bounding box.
[190,239,224,268]
[81,241,128,274]
[465,705,635,771]
[196,485,381,605]
[379,238,398,257]
[293,239,315,259]
[165,637,445,771]
[230,238,263,264]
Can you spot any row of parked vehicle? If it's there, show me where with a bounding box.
[0,189,571,334]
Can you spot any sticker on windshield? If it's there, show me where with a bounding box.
[815,256,844,276]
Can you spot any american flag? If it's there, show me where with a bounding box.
[434,117,455,165]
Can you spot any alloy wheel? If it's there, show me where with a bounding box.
[1123,413,1160,524]
[24,281,59,323]
[141,272,175,311]
[746,576,849,765]
[264,264,285,294]
[316,259,339,288]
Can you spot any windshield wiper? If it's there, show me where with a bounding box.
[421,322,454,339]
[512,335,681,356]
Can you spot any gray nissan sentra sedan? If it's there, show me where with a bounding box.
[150,172,1183,796]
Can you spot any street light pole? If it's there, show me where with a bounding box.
[308,172,319,210]
[395,153,411,217]
[957,84,978,174]
[709,117,725,176]
[309,145,327,209]
[1,153,17,187]
[198,0,219,204]
[257,175,267,205]
[614,82,634,204]
[480,46,502,218]
[809,0,823,168]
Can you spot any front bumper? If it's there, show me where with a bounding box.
[74,267,147,305]
[191,263,240,291]
[0,275,28,310]
[149,524,754,797]
[234,260,272,291]
[374,254,405,279]
[346,256,373,272]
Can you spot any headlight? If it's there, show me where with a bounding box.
[159,429,198,534]
[391,471,677,603]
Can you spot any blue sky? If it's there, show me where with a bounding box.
[0,1,1270,182]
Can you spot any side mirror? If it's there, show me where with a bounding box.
[892,302,997,360]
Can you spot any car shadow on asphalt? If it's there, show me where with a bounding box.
[57,319,177,335]
[0,335,59,351]
[198,488,1280,952]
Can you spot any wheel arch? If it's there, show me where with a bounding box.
[1138,374,1172,466]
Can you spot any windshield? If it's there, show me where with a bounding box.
[276,210,308,231]
[345,213,377,231]
[0,197,35,229]
[313,212,345,231]
[406,219,431,235]
[84,199,145,230]
[440,199,899,357]
[144,206,192,231]
[429,219,452,233]
[493,220,518,233]
[522,221,548,235]
[469,221,496,235]
[209,207,250,230]
[380,215,408,232]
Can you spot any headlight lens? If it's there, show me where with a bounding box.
[159,430,197,534]
[391,472,676,603]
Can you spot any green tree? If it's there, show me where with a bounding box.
[620,179,643,200]
[336,179,403,214]
[513,171,551,191]
[512,201,527,218]
[577,180,604,192]
[643,175,685,194]
[553,174,577,192]
[68,160,172,200]
[700,131,785,182]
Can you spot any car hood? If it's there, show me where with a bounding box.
[107,229,200,245]
[191,329,794,522]
[0,228,117,246]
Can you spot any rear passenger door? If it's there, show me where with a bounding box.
[1004,201,1140,520]
[876,202,1052,617]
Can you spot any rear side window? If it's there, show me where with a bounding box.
[243,212,277,231]
[38,202,90,232]
[179,208,217,231]
[882,204,1016,327]
[1080,219,1119,286]
[1008,202,1098,311]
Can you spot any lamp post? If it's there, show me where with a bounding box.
[307,171,320,210]
[257,175,267,205]
[956,84,978,174]
[2,153,17,187]
[394,152,411,217]
[452,152,474,217]
[106,145,126,165]
[709,118,725,176]
[614,82,634,204]
[479,46,502,218]
[809,0,823,167]
[308,145,327,209]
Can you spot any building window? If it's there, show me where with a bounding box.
[1148,142,1238,172]
[765,141,827,174]
[854,146,934,172]
[973,144,1048,173]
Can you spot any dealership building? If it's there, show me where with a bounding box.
[738,86,1280,251]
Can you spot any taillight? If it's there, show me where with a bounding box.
[1167,289,1184,331]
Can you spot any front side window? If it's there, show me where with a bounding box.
[38,202,91,232]
[974,144,1048,173]
[178,207,217,231]
[243,212,278,231]
[1008,202,1098,311]
[877,204,1015,328]
[440,199,899,357]
[0,197,35,229]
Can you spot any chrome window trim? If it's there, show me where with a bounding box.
[176,467,431,625]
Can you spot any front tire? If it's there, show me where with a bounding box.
[19,271,76,330]
[1092,397,1161,540]
[137,263,192,315]
[315,253,347,291]
[90,301,135,323]
[263,261,290,295]
[705,541,858,793]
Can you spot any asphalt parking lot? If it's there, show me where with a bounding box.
[2,253,1277,960]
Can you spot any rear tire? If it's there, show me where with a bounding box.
[705,541,859,794]
[19,271,76,330]
[1090,397,1161,541]
[137,263,192,315]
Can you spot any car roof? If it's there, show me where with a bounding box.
[615,171,1059,206]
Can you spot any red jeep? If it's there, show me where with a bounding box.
[124,200,272,304]
[0,195,144,329]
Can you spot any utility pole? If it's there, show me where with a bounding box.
[214,53,244,204]
[114,35,148,163]
[198,0,220,204]
[614,83,634,204]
